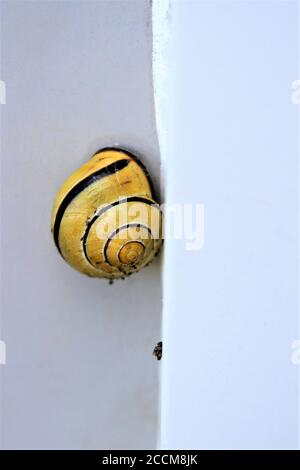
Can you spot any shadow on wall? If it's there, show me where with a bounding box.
[1,0,162,450]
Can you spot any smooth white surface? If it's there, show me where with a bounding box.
[160,0,299,449]
[0,0,161,449]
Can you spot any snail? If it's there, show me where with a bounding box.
[51,147,162,279]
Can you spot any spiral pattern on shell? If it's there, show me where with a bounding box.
[51,148,162,279]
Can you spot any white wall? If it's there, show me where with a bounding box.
[0,0,161,450]
[158,0,299,450]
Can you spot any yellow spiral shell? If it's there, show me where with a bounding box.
[51,148,162,279]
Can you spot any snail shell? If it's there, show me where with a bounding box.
[51,148,162,279]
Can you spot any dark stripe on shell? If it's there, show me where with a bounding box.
[82,197,155,266]
[103,223,152,267]
[53,159,130,255]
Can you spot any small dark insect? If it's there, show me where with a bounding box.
[153,341,162,361]
[109,279,114,285]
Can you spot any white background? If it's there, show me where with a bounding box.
[1,0,299,451]
[161,0,299,450]
[0,0,161,450]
